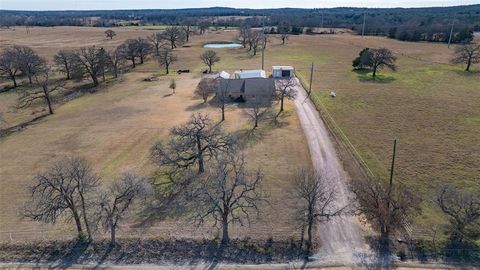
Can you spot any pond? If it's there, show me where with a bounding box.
[203,43,242,49]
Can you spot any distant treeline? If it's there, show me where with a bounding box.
[1,5,479,43]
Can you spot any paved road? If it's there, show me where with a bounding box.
[293,81,368,262]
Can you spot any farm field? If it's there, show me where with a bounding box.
[0,25,479,244]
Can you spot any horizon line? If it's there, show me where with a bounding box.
[1,4,478,12]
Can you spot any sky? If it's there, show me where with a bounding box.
[0,0,479,10]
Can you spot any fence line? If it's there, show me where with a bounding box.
[294,70,375,179]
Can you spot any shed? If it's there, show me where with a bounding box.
[209,71,231,80]
[272,66,294,78]
[233,70,267,79]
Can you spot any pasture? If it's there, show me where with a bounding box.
[0,25,478,243]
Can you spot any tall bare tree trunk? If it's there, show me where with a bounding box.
[196,137,204,173]
[222,215,229,245]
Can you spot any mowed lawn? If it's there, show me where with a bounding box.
[0,27,311,242]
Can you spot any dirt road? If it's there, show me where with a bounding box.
[293,81,368,262]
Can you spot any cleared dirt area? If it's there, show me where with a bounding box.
[0,27,312,242]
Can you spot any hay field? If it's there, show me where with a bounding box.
[0,27,311,242]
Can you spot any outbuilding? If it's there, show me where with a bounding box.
[233,70,267,79]
[272,66,294,78]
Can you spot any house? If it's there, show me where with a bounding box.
[233,69,267,79]
[272,66,294,78]
[218,78,275,102]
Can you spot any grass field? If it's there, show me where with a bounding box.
[0,26,479,243]
[0,27,311,242]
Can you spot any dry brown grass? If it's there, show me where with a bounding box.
[0,27,311,242]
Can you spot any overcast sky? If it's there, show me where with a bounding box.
[0,0,478,10]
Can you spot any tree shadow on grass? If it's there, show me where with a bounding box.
[453,69,480,77]
[353,69,396,83]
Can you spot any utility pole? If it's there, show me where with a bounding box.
[447,13,456,49]
[388,138,397,197]
[308,62,314,96]
[362,12,366,37]
[261,48,265,70]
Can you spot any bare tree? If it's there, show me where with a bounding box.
[105,29,116,39]
[157,48,177,74]
[214,79,230,121]
[95,173,152,247]
[161,27,186,49]
[107,47,126,78]
[53,50,81,80]
[368,48,397,79]
[14,45,46,84]
[190,153,264,245]
[244,99,272,129]
[135,38,153,64]
[151,113,235,174]
[278,23,290,45]
[293,168,344,254]
[198,21,210,35]
[452,43,480,72]
[118,39,139,68]
[78,46,104,86]
[275,77,297,113]
[200,50,220,73]
[0,48,20,88]
[194,78,217,103]
[148,32,166,56]
[352,177,420,241]
[181,24,192,42]
[23,157,100,242]
[18,66,64,115]
[247,30,264,56]
[238,25,251,48]
[436,185,480,244]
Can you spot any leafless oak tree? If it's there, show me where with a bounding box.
[352,177,420,240]
[194,78,217,103]
[275,77,297,113]
[213,79,230,121]
[200,50,220,73]
[247,30,264,56]
[368,48,397,79]
[18,66,64,115]
[53,50,81,80]
[0,47,20,88]
[23,157,100,242]
[78,46,104,87]
[238,25,251,48]
[452,43,480,72]
[151,113,235,174]
[107,47,126,78]
[157,48,177,74]
[436,185,480,244]
[161,27,186,49]
[148,32,166,56]
[293,168,344,253]
[95,173,152,247]
[244,99,272,129]
[14,45,46,84]
[189,153,264,245]
[118,39,139,68]
[134,38,153,64]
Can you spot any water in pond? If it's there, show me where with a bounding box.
[203,43,242,49]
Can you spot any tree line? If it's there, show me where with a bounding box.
[1,5,478,44]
